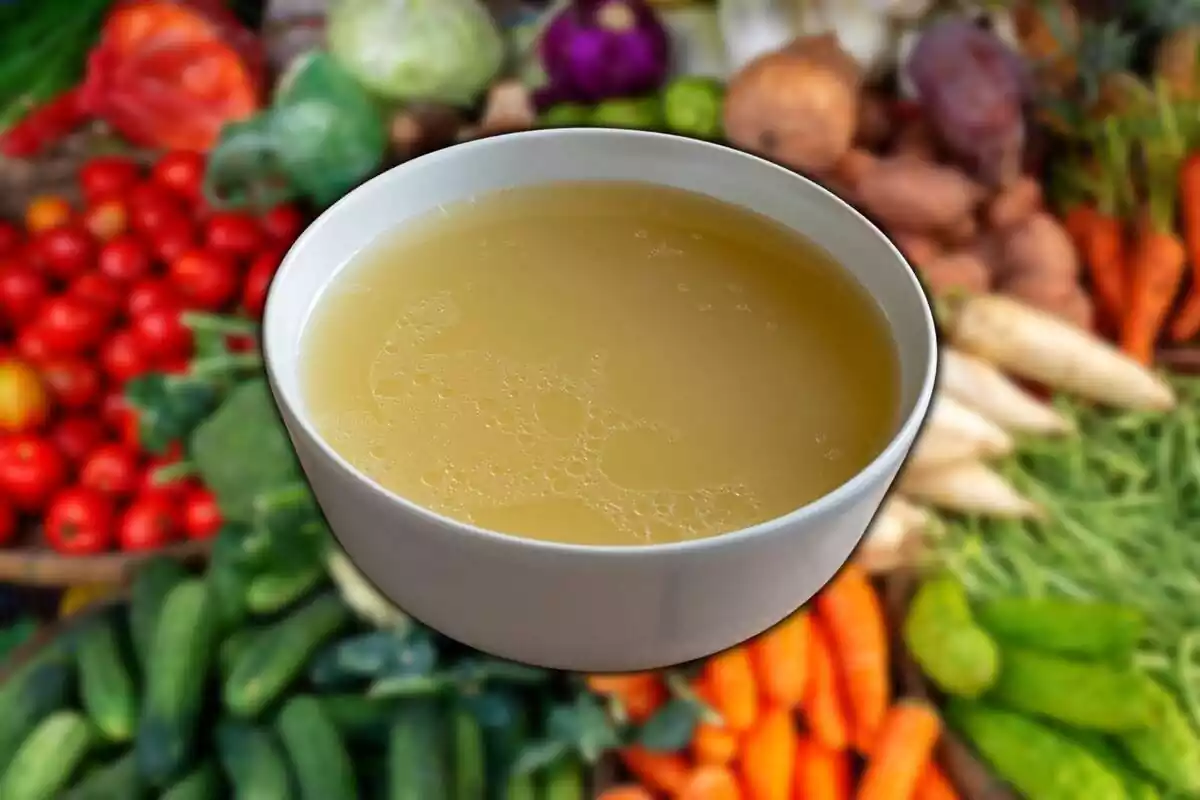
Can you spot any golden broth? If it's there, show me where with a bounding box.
[301,181,900,546]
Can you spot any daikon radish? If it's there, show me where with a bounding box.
[908,395,1013,471]
[857,495,932,573]
[943,295,1177,411]
[940,348,1074,435]
[899,461,1041,519]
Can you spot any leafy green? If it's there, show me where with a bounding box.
[635,698,701,752]
[125,374,219,455]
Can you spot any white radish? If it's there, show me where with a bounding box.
[940,348,1074,435]
[943,294,1177,412]
[899,461,1041,519]
[856,495,931,573]
[908,395,1013,471]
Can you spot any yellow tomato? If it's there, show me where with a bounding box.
[0,359,50,433]
[24,194,72,233]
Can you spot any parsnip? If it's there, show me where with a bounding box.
[908,395,1013,471]
[856,495,931,573]
[943,295,1176,411]
[899,461,1041,519]
[940,348,1074,435]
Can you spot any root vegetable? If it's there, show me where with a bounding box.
[479,79,536,134]
[939,348,1073,434]
[898,461,1041,519]
[999,211,1079,284]
[856,92,892,149]
[891,118,938,161]
[918,251,991,297]
[850,154,985,234]
[723,35,861,176]
[909,395,1013,472]
[891,232,942,267]
[943,216,978,247]
[389,104,466,159]
[942,294,1177,411]
[987,175,1042,231]
[999,273,1081,324]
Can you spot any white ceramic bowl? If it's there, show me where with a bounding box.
[262,129,937,672]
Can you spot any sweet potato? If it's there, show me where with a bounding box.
[999,211,1080,284]
[943,215,978,247]
[987,175,1043,231]
[855,92,892,149]
[919,251,991,296]
[892,118,938,161]
[891,231,943,267]
[853,155,985,233]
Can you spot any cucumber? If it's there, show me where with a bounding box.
[128,556,188,669]
[542,759,585,800]
[388,698,449,800]
[77,613,138,741]
[473,692,528,800]
[454,704,486,800]
[136,578,220,787]
[62,751,141,800]
[0,646,73,773]
[0,710,96,800]
[277,695,358,800]
[506,772,537,800]
[218,627,261,680]
[223,592,350,718]
[246,561,325,615]
[161,760,222,800]
[216,720,294,800]
[208,526,253,632]
[321,694,398,744]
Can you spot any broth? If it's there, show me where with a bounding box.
[301,181,900,546]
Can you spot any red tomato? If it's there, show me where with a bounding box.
[128,183,185,236]
[152,216,196,264]
[40,357,102,410]
[79,156,141,203]
[99,329,152,383]
[69,273,124,318]
[126,279,178,319]
[49,416,107,465]
[44,486,114,554]
[0,499,15,546]
[0,434,67,510]
[81,198,129,242]
[141,450,190,501]
[261,204,303,243]
[80,444,142,498]
[118,494,180,551]
[0,359,50,433]
[204,212,262,259]
[131,305,191,360]
[15,326,53,364]
[97,235,151,285]
[0,222,21,257]
[35,296,108,355]
[33,225,95,281]
[0,261,48,327]
[182,487,222,540]
[241,247,284,318]
[169,249,238,311]
[99,391,139,447]
[226,334,255,353]
[151,151,205,200]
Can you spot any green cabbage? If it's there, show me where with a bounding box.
[327,0,506,107]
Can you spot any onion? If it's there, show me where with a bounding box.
[539,0,672,103]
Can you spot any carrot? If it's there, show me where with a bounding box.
[620,747,691,796]
[739,708,797,800]
[597,786,657,800]
[802,618,851,751]
[815,565,890,751]
[703,646,760,734]
[1169,151,1200,341]
[794,738,852,800]
[1062,203,1098,251]
[587,673,667,723]
[692,722,739,766]
[1084,122,1136,329]
[914,764,961,800]
[749,610,810,710]
[855,700,943,800]
[680,765,744,800]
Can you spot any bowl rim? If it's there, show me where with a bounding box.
[262,128,939,559]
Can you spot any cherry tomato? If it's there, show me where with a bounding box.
[99,391,139,447]
[50,416,107,465]
[79,156,141,203]
[15,326,53,364]
[204,212,262,259]
[44,486,114,554]
[152,216,196,264]
[0,222,21,257]
[0,434,67,510]
[128,183,185,236]
[118,494,180,551]
[182,487,222,540]
[151,151,205,200]
[69,273,124,319]
[0,261,48,327]
[226,334,256,353]
[169,249,238,311]
[0,499,15,545]
[126,279,178,319]
[131,305,191,360]
[261,204,303,243]
[80,443,142,498]
[24,195,72,233]
[35,296,108,355]
[40,357,101,410]
[81,198,129,241]
[140,449,190,501]
[33,225,95,281]
[242,247,284,318]
[97,235,152,285]
[0,359,50,432]
[99,329,151,383]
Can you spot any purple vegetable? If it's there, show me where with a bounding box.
[538,0,671,104]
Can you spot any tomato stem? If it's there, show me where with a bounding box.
[181,311,259,337]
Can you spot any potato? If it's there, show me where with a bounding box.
[1000,211,1080,284]
[987,175,1043,231]
[854,156,985,233]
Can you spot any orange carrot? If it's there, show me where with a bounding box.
[620,747,691,797]
[692,722,739,766]
[855,700,943,800]
[587,673,667,723]
[1063,203,1097,250]
[703,646,760,734]
[749,609,810,710]
[680,765,744,800]
[1169,152,1200,341]
[914,764,961,800]
[739,708,797,800]
[1085,212,1128,330]
[815,565,889,751]
[802,618,850,751]
[794,738,852,800]
[597,786,657,800]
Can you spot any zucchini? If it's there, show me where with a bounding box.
[136,578,220,787]
[62,751,141,800]
[542,759,585,800]
[223,592,350,718]
[160,760,222,800]
[454,704,486,800]
[0,710,96,800]
[277,695,358,800]
[246,561,325,616]
[216,720,294,800]
[76,613,138,741]
[388,698,449,800]
[128,556,188,669]
[0,646,73,774]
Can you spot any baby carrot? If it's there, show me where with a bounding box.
[692,722,739,766]
[815,565,890,751]
[1169,152,1200,341]
[703,645,760,734]
[802,619,850,751]
[794,738,852,800]
[620,747,691,796]
[680,765,744,800]
[587,673,667,723]
[855,700,943,800]
[597,786,656,800]
[914,764,961,800]
[739,708,797,800]
[749,609,810,710]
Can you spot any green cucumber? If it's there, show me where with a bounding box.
[77,614,138,741]
[216,720,294,800]
[388,698,449,800]
[128,556,188,669]
[136,578,220,787]
[246,561,325,615]
[160,760,222,800]
[0,645,74,774]
[542,759,585,800]
[0,710,96,800]
[208,525,253,632]
[223,592,350,718]
[506,772,537,800]
[454,704,485,800]
[277,695,357,800]
[62,751,141,800]
[321,694,397,744]
[218,627,261,680]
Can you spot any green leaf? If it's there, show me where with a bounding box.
[545,694,622,765]
[635,698,701,752]
[126,374,219,455]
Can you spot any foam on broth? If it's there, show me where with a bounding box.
[301,181,901,546]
